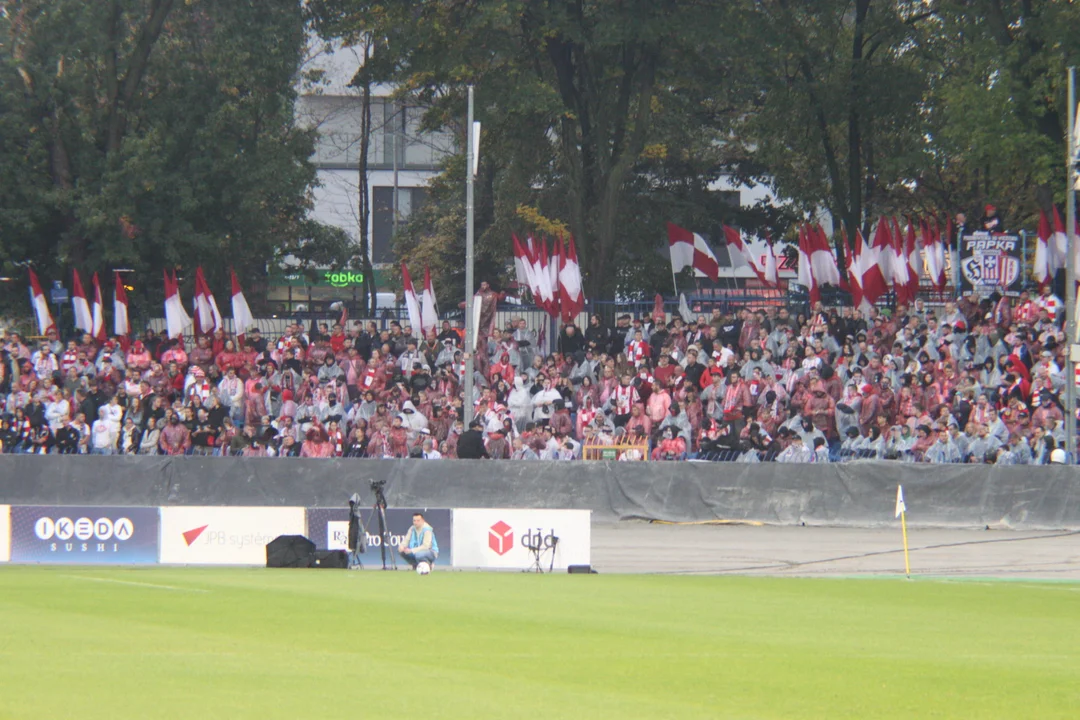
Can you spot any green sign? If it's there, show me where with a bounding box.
[270,270,366,288]
[323,271,365,287]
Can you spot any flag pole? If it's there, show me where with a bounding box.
[896,484,910,578]
[671,266,679,296]
[464,84,476,424]
[1065,66,1076,461]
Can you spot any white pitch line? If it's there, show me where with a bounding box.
[64,575,209,593]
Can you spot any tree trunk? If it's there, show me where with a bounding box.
[356,39,376,315]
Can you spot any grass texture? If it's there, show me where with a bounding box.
[0,567,1077,719]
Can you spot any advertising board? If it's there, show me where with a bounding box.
[958,232,1023,297]
[159,506,305,565]
[451,509,591,570]
[305,507,452,567]
[9,506,159,564]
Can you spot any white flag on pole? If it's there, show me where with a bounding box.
[895,485,907,518]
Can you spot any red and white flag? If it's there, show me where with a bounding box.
[549,237,563,318]
[1033,209,1053,289]
[163,270,192,339]
[723,225,777,287]
[114,271,130,344]
[853,228,887,310]
[887,217,911,303]
[536,237,556,317]
[91,271,107,343]
[558,235,585,323]
[843,229,862,308]
[1051,206,1069,275]
[904,219,921,302]
[400,261,423,334]
[421,265,439,335]
[666,223,719,282]
[527,236,554,315]
[512,234,536,298]
[28,268,55,336]
[230,269,255,346]
[798,224,841,306]
[71,269,93,335]
[193,267,224,336]
[924,219,946,291]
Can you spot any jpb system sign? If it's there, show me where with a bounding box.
[160,506,306,565]
[451,509,590,570]
[9,506,159,564]
[306,508,452,567]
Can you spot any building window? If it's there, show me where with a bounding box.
[371,187,429,264]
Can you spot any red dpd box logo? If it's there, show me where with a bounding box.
[488,521,513,555]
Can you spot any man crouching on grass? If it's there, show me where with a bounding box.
[398,512,439,573]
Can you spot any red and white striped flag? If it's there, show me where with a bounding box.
[193,267,224,336]
[28,268,55,337]
[163,270,192,339]
[666,223,719,282]
[1051,206,1069,275]
[924,218,946,291]
[723,225,777,287]
[114,271,130,345]
[400,261,423,334]
[798,224,841,306]
[91,271,107,343]
[421,265,438,336]
[558,235,585,323]
[512,234,535,298]
[71,269,93,335]
[853,228,887,310]
[230,269,255,346]
[904,219,921,303]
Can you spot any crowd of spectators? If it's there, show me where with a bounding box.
[0,282,1072,464]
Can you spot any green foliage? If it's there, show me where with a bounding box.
[0,0,340,315]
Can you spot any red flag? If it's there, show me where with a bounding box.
[401,262,422,334]
[843,228,861,307]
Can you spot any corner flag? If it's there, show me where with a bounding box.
[895,485,907,518]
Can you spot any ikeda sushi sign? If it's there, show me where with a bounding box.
[959,232,1022,297]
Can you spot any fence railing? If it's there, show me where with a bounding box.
[582,443,649,461]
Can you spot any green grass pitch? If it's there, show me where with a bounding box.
[1,566,1077,719]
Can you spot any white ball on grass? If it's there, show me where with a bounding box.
[416,562,431,575]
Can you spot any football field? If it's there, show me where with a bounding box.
[1,566,1078,719]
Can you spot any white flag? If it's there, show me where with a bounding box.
[678,293,693,323]
[895,485,906,518]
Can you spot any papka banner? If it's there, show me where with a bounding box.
[958,232,1023,297]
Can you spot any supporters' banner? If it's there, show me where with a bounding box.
[9,506,159,564]
[306,507,453,567]
[0,506,9,562]
[451,508,590,570]
[159,506,305,565]
[958,232,1023,297]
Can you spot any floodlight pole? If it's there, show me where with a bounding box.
[464,85,476,424]
[1066,66,1077,460]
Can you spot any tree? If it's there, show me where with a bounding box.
[0,0,345,316]
[309,0,739,298]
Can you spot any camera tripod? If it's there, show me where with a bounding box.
[524,531,559,574]
[369,481,397,570]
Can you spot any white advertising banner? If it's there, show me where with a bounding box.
[0,505,10,562]
[159,506,305,565]
[451,509,590,570]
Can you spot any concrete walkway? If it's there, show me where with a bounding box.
[591,521,1080,579]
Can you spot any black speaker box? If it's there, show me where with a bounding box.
[266,534,316,568]
[567,564,597,574]
[311,549,349,569]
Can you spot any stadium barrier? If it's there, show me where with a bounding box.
[0,456,1079,530]
[0,502,591,570]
